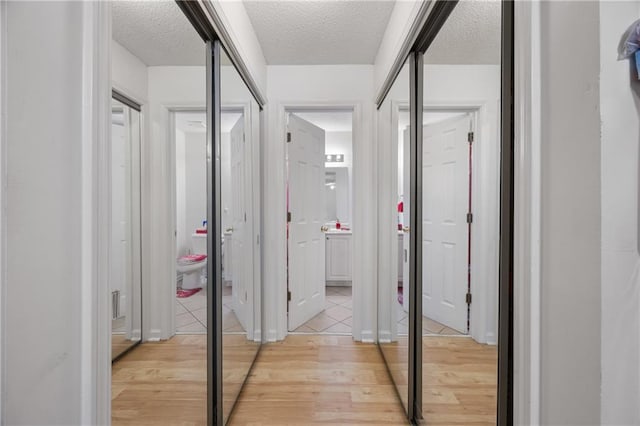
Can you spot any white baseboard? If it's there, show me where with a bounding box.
[360,330,375,343]
[254,329,262,343]
[378,330,392,343]
[266,328,279,342]
[485,332,497,346]
[146,329,162,342]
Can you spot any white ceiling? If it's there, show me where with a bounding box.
[112,0,500,69]
[293,111,352,132]
[243,0,396,65]
[112,0,205,66]
[426,0,501,65]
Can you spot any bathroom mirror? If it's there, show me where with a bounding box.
[377,60,411,414]
[110,95,142,360]
[420,1,501,422]
[325,167,349,224]
[219,47,262,424]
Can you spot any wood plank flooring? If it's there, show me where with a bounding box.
[112,334,497,425]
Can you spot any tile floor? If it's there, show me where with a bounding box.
[293,285,464,336]
[175,285,245,334]
[292,286,354,334]
[177,284,464,336]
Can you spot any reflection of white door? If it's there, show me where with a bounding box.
[402,127,410,313]
[422,114,471,333]
[112,109,132,333]
[287,114,326,331]
[230,115,248,331]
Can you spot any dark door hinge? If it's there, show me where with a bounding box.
[466,212,473,224]
[466,292,472,304]
[286,132,292,143]
[287,290,292,302]
[468,131,474,144]
[287,211,292,222]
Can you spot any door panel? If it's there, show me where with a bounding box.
[230,115,249,332]
[287,114,326,330]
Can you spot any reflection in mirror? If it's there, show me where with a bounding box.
[111,97,142,361]
[377,61,410,414]
[421,1,501,423]
[220,47,262,423]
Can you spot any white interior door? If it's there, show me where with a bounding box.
[402,127,410,313]
[422,113,471,333]
[230,115,249,332]
[287,114,326,330]
[111,107,132,335]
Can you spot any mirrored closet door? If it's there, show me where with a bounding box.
[110,94,142,360]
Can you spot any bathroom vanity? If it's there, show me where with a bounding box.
[325,230,352,284]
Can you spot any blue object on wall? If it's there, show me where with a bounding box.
[635,50,640,80]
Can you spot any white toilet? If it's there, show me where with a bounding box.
[177,233,207,290]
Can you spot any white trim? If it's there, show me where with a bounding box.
[82,1,111,424]
[513,1,541,424]
[0,0,6,420]
[268,101,371,342]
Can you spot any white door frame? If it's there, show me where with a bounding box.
[269,101,367,341]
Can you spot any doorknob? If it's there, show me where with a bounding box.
[320,225,329,233]
[403,226,410,233]
[225,227,234,233]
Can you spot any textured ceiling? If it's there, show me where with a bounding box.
[243,0,395,65]
[112,0,205,66]
[293,111,352,132]
[426,0,501,65]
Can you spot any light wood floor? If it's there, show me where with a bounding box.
[112,334,496,425]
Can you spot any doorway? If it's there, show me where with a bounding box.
[285,109,355,335]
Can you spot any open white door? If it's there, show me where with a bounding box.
[287,114,326,331]
[230,115,249,332]
[422,113,472,333]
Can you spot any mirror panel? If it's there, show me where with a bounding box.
[111,97,142,360]
[220,47,262,424]
[377,60,411,414]
[421,1,501,423]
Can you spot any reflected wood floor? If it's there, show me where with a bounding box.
[112,334,496,425]
[230,335,408,425]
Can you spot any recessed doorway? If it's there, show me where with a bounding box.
[284,109,356,335]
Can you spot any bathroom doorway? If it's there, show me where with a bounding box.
[285,109,355,335]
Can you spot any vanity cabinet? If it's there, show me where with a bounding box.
[325,232,352,283]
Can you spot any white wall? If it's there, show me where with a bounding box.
[538,2,601,423]
[264,65,376,341]
[175,128,187,256]
[2,1,109,423]
[112,40,147,104]
[600,2,640,424]
[184,132,207,249]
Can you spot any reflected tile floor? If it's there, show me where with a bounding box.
[176,285,245,334]
[176,289,207,334]
[395,302,465,336]
[293,286,353,334]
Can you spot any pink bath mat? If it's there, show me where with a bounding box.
[177,287,202,298]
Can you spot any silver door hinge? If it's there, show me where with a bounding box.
[466,293,472,304]
[466,213,473,224]
[287,290,292,302]
[286,132,292,143]
[468,131,474,144]
[287,211,292,222]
